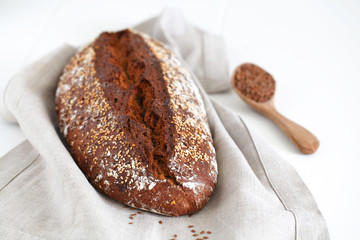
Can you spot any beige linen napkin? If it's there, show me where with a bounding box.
[0,9,329,240]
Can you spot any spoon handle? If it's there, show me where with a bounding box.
[262,107,320,154]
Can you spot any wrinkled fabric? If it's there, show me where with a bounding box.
[0,9,329,240]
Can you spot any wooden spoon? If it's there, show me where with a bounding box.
[231,63,319,154]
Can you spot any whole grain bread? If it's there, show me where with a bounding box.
[55,29,217,216]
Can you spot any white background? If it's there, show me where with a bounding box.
[1,0,359,239]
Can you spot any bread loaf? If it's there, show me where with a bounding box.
[55,29,217,216]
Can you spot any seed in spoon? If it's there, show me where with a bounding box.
[233,63,276,103]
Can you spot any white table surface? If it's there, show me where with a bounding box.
[1,0,359,239]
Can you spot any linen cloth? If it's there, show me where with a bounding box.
[0,9,329,240]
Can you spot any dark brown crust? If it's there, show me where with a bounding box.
[55,29,217,216]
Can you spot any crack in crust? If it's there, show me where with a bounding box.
[93,30,184,189]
